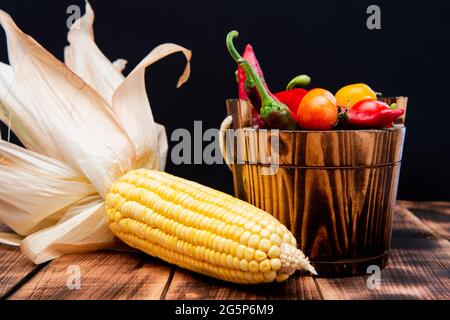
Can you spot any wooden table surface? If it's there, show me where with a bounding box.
[0,201,449,300]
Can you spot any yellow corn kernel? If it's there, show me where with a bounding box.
[248,261,259,273]
[240,259,249,271]
[233,227,245,241]
[223,239,231,254]
[244,272,254,282]
[259,260,271,273]
[276,273,290,283]
[270,258,282,271]
[240,231,252,245]
[259,238,272,252]
[252,272,265,283]
[232,257,241,269]
[236,244,246,259]
[268,245,281,258]
[254,250,267,262]
[259,229,270,239]
[265,224,276,233]
[248,234,260,249]
[263,271,277,282]
[226,255,233,268]
[220,253,227,266]
[244,220,256,230]
[230,242,238,256]
[290,236,297,246]
[244,247,255,261]
[269,233,282,246]
[251,224,262,234]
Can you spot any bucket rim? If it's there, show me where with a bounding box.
[238,125,405,134]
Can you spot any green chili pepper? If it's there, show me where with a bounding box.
[226,31,298,130]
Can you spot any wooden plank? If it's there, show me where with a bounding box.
[315,205,450,300]
[399,200,450,239]
[399,201,450,209]
[391,205,437,239]
[164,268,321,300]
[0,224,39,299]
[9,250,173,300]
[316,238,449,300]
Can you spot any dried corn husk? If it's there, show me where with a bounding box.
[0,2,191,263]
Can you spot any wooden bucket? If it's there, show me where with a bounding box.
[222,99,406,277]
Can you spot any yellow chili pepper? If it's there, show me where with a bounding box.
[335,83,377,108]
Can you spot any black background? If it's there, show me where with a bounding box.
[0,0,449,200]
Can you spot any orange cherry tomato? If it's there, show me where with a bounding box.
[335,83,377,108]
[297,88,338,130]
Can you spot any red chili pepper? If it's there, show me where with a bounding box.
[343,99,404,128]
[251,108,265,128]
[274,88,308,115]
[237,44,264,109]
[234,43,308,128]
[236,44,284,115]
[227,31,298,130]
[235,44,266,128]
[236,70,247,100]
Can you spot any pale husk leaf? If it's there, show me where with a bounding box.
[0,232,22,246]
[64,2,124,104]
[0,62,50,155]
[21,196,114,264]
[0,140,95,235]
[156,123,168,171]
[112,43,191,170]
[64,3,181,171]
[112,59,128,73]
[0,10,135,197]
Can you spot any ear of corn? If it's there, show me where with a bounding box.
[105,169,316,284]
